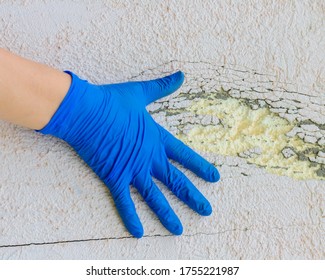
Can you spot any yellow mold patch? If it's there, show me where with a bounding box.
[177,96,324,180]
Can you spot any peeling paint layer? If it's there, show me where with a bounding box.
[144,62,325,180]
[176,91,324,180]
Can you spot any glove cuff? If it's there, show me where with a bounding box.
[35,71,88,139]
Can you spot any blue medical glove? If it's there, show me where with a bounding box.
[36,70,220,238]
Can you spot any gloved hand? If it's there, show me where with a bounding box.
[36,70,220,238]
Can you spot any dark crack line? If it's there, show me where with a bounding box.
[0,233,185,249]
[0,231,243,249]
[0,236,135,249]
[1,223,318,250]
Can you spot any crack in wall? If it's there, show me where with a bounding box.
[0,236,134,249]
[0,223,319,250]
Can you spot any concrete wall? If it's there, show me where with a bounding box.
[0,0,324,259]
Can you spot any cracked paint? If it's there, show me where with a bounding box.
[176,91,324,180]
[144,61,325,181]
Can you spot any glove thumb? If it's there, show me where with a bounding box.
[141,71,184,105]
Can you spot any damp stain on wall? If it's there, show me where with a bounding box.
[162,89,325,180]
[141,61,324,180]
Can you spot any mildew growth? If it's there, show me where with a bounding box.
[173,90,325,180]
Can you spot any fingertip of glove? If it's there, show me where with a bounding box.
[163,215,183,235]
[174,70,185,79]
[206,165,220,183]
[211,168,220,182]
[132,228,144,239]
[171,223,183,235]
[198,202,212,216]
[171,71,185,85]
[127,221,144,238]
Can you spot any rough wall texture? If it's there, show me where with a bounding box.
[0,0,324,259]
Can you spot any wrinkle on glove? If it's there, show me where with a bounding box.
[36,70,220,238]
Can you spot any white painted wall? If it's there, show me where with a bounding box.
[0,0,324,259]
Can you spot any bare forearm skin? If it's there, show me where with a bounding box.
[0,48,71,130]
